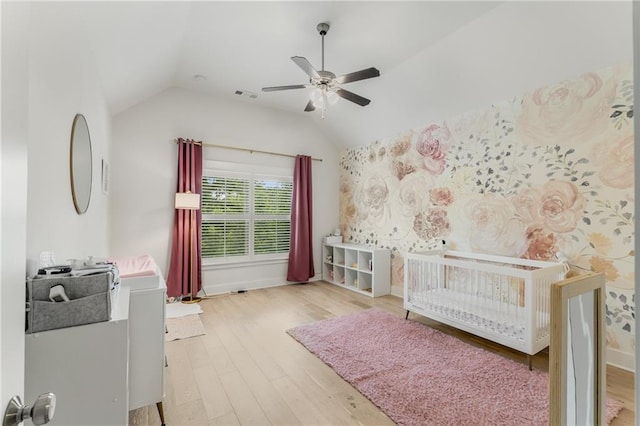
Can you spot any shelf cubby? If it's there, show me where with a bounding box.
[345,249,358,270]
[358,271,372,291]
[334,247,345,266]
[333,265,345,285]
[345,268,357,288]
[358,251,373,272]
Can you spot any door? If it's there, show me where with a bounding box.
[1,0,30,416]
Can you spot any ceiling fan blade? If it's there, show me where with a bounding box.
[336,89,371,107]
[304,100,316,112]
[262,84,307,92]
[291,56,320,79]
[335,67,380,84]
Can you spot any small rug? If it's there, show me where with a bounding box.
[287,309,624,426]
[165,313,205,341]
[166,301,203,319]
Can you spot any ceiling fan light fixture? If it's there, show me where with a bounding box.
[310,88,324,107]
[261,22,380,116]
[327,90,339,105]
[310,88,328,119]
[310,87,339,108]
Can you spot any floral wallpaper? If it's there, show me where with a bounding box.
[339,63,635,355]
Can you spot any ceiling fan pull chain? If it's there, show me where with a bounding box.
[322,92,327,119]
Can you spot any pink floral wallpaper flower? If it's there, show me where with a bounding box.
[515,71,618,148]
[596,133,634,189]
[513,181,585,233]
[429,187,454,207]
[398,174,433,217]
[524,227,557,261]
[354,174,389,222]
[413,208,450,241]
[416,124,451,175]
[463,193,527,257]
[339,63,634,355]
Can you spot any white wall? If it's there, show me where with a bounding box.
[324,1,633,148]
[111,88,340,295]
[1,1,112,405]
[26,3,111,272]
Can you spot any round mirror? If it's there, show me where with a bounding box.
[70,114,93,214]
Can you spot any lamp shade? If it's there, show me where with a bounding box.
[175,192,200,210]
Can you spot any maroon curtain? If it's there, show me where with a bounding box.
[287,155,314,281]
[167,139,203,298]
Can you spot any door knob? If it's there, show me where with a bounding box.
[3,393,56,426]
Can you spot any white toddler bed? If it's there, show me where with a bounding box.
[404,250,566,360]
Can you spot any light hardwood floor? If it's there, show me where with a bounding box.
[130,281,635,425]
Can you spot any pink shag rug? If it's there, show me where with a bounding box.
[287,309,624,426]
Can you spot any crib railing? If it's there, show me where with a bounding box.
[404,250,566,355]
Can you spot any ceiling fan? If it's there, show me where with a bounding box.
[262,22,380,118]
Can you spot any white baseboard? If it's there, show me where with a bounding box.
[202,274,321,296]
[391,285,403,298]
[606,347,635,372]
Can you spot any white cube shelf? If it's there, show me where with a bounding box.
[322,242,391,297]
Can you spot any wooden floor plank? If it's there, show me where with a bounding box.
[217,370,271,425]
[165,399,209,425]
[201,332,237,376]
[192,365,234,421]
[208,411,241,426]
[271,376,331,425]
[166,339,202,407]
[218,324,301,425]
[185,338,212,370]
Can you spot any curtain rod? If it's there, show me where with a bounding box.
[174,139,323,162]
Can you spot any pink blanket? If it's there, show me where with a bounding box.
[109,254,158,278]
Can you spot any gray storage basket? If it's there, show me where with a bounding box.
[26,272,113,333]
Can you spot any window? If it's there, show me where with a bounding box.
[201,163,292,264]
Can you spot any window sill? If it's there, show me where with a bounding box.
[202,257,288,271]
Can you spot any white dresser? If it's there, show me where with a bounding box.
[25,257,167,425]
[25,287,131,425]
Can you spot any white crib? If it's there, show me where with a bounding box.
[404,250,566,357]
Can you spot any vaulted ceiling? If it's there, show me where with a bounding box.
[58,1,502,147]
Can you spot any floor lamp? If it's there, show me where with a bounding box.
[175,191,201,304]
